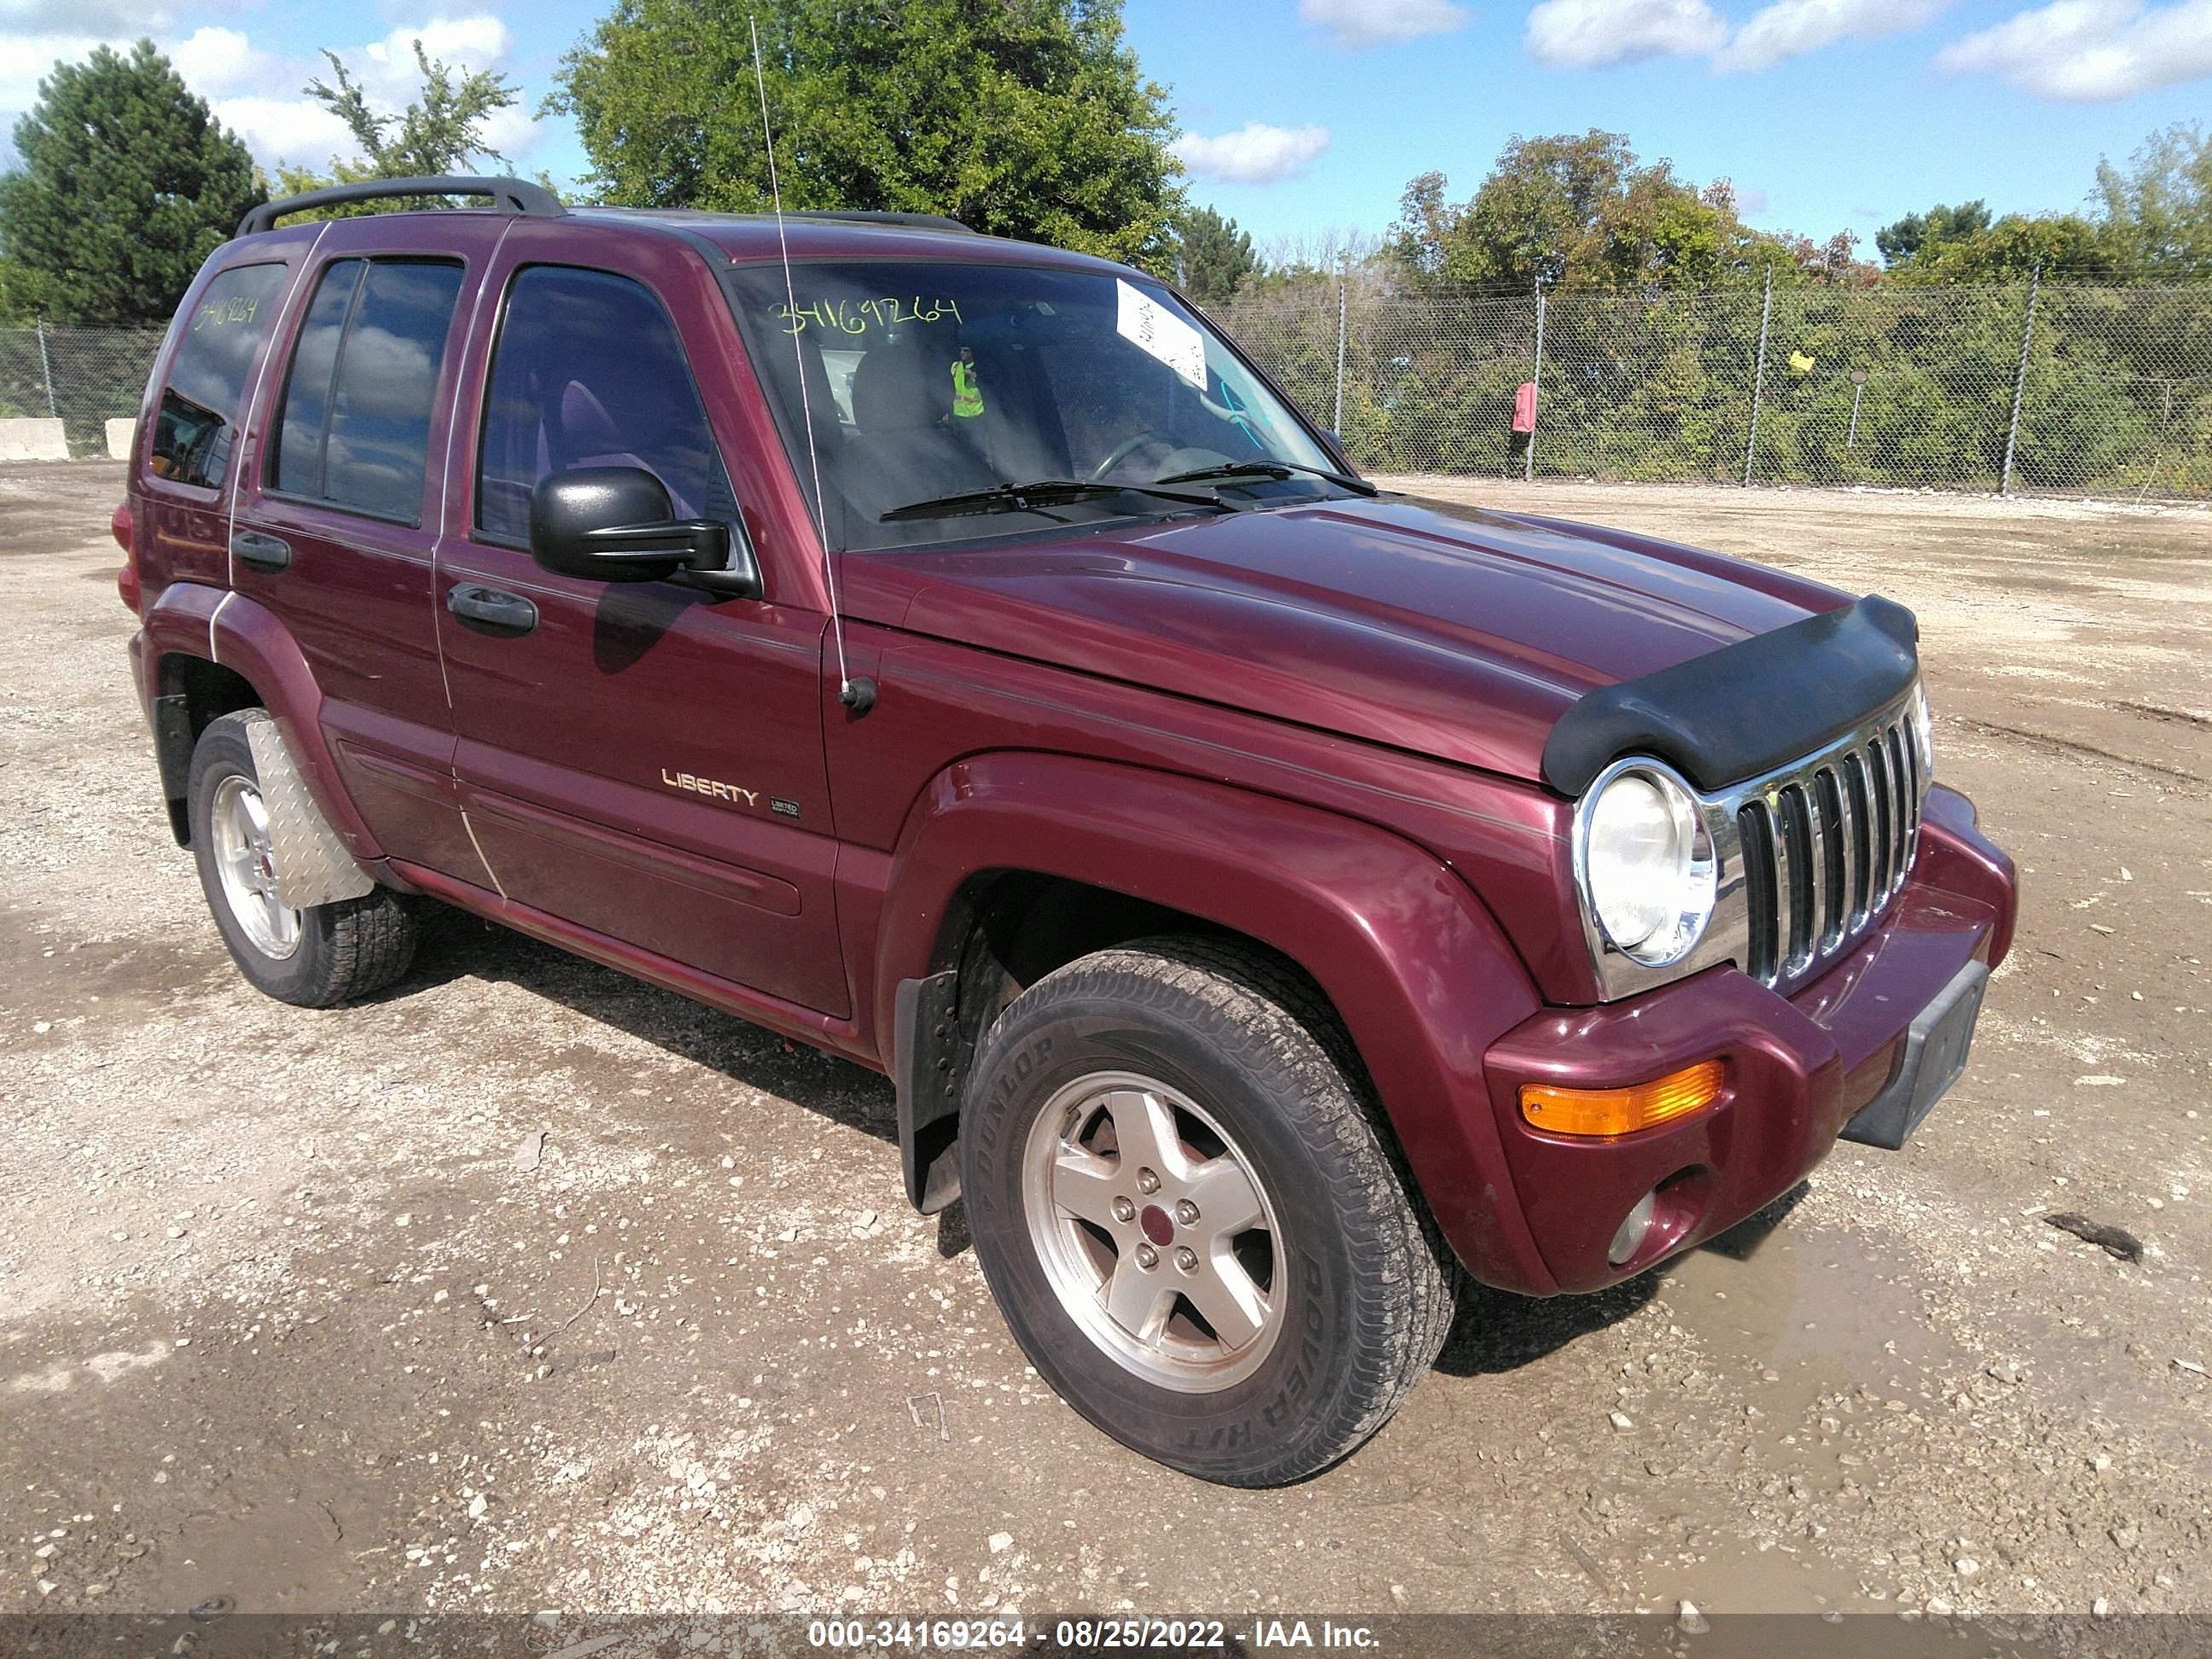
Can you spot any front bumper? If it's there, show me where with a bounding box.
[1480,783,2016,1294]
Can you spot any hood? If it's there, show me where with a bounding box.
[848,494,1848,786]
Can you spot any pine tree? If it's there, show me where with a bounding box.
[0,41,264,327]
[1175,207,1259,305]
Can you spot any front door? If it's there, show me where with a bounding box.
[433,240,848,1017]
[228,216,504,879]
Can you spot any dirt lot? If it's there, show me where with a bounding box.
[3,463,2208,1621]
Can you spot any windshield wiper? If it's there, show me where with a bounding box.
[880,478,1226,523]
[1155,458,1378,497]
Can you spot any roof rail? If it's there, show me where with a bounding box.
[236,176,566,238]
[786,209,974,235]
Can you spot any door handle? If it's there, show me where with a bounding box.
[230,530,292,573]
[446,583,539,635]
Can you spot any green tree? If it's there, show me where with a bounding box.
[1891,213,2110,283]
[556,0,1184,271]
[1174,205,1258,304]
[0,40,262,326]
[1874,201,1992,266]
[1389,131,1801,293]
[2094,123,2211,277]
[272,41,526,218]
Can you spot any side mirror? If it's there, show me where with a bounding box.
[529,466,761,597]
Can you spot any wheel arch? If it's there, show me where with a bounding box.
[139,582,383,861]
[876,751,1558,1294]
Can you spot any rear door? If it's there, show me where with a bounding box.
[228,215,504,880]
[135,248,306,597]
[433,230,848,1016]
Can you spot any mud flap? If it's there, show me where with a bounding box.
[242,712,376,911]
[895,971,964,1213]
[1840,959,1989,1150]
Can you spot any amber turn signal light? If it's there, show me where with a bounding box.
[1519,1059,1727,1137]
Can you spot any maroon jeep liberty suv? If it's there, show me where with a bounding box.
[115,177,2017,1487]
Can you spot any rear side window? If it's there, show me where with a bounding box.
[271,259,466,522]
[150,263,288,489]
[475,265,735,544]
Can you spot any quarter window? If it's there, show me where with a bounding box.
[271,259,465,522]
[476,265,735,544]
[149,262,288,489]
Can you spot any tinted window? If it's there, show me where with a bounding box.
[477,265,735,544]
[722,261,1336,551]
[150,263,288,489]
[271,259,464,521]
[273,259,363,499]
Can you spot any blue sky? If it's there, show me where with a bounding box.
[1,0,2203,255]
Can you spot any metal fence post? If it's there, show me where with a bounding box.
[1743,265,1773,487]
[2000,262,2041,498]
[34,321,57,419]
[1332,252,1348,437]
[1525,279,1546,483]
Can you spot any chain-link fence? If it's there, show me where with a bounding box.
[5,283,2209,496]
[1220,279,2212,500]
[0,325,166,454]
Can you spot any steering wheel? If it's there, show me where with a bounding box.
[1087,432,1156,483]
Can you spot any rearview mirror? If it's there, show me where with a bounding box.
[529,467,760,597]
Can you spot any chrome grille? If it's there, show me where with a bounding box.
[1734,707,1923,987]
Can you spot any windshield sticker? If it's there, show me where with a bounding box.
[775,295,963,336]
[1116,279,1206,390]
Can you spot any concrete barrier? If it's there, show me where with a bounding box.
[105,417,137,462]
[0,418,69,461]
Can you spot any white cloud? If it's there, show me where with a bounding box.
[0,13,538,172]
[0,33,102,112]
[1716,0,1947,67]
[1936,0,2212,98]
[1172,122,1332,183]
[1525,0,1728,64]
[1299,0,1475,46]
[211,95,359,166]
[171,26,262,96]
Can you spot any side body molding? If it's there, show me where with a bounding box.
[873,752,1559,1295]
[139,581,386,864]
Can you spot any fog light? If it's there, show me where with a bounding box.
[1519,1059,1726,1137]
[1608,1189,1658,1266]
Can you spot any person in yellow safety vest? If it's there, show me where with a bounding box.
[950,346,984,420]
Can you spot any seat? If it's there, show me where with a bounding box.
[843,341,997,521]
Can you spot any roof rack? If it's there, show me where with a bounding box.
[237,176,566,238]
[785,209,974,235]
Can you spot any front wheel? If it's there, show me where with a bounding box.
[958,938,1454,1486]
[188,710,418,1008]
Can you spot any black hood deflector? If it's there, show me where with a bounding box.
[1540,595,1919,797]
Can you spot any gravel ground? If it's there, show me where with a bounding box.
[2,462,2207,1621]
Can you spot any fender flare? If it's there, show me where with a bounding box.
[876,751,1558,1295]
[142,582,385,863]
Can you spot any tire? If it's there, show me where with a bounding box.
[187,710,417,1008]
[958,936,1454,1486]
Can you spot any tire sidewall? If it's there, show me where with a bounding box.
[189,715,330,1002]
[962,978,1366,1484]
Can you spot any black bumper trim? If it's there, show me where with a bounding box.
[1839,958,1989,1150]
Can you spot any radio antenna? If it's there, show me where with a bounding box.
[750,14,871,713]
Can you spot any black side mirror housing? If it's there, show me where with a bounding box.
[529,466,761,597]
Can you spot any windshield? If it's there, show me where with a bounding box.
[723,260,1346,550]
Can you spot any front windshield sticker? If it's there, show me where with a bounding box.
[775,295,964,336]
[1116,278,1206,390]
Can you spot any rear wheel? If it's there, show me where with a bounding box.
[959,938,1453,1486]
[188,711,417,1007]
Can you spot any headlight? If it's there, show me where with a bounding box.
[1910,683,1934,780]
[1576,762,1717,966]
